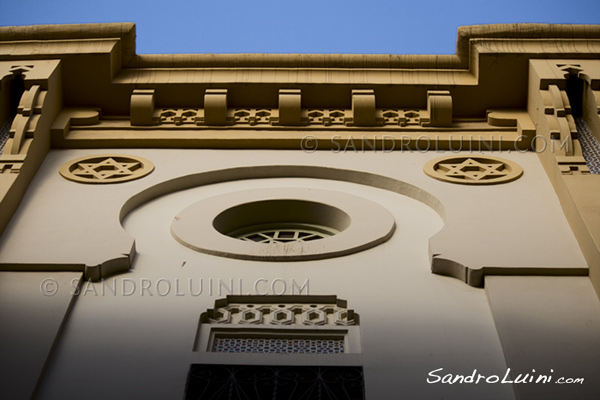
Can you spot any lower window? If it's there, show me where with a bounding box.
[184,364,365,400]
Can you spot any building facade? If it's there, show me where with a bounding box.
[0,23,599,399]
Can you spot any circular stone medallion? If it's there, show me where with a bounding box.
[423,155,523,185]
[59,154,154,184]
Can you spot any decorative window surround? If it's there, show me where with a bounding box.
[170,188,395,261]
[194,296,361,354]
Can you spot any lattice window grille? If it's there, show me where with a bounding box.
[185,365,365,400]
[212,337,344,354]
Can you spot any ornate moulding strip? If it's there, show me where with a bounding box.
[133,88,454,128]
[203,296,357,327]
[152,107,435,127]
[53,87,535,150]
[0,60,61,235]
[58,127,526,151]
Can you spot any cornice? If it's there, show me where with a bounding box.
[0,23,136,64]
[1,23,599,70]
[0,23,598,119]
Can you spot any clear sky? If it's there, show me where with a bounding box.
[1,0,599,55]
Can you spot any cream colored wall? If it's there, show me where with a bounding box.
[0,271,82,399]
[0,148,586,275]
[0,146,588,399]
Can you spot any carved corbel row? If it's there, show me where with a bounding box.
[131,88,454,127]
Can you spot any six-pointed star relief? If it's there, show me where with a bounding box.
[436,158,508,181]
[72,157,140,180]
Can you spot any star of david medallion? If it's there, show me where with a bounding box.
[423,156,523,185]
[59,154,154,184]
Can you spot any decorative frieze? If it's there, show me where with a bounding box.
[151,106,443,128]
[202,296,358,326]
[137,88,455,128]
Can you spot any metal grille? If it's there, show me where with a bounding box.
[185,364,364,400]
[212,337,344,354]
[576,116,600,174]
[235,224,338,244]
[0,118,11,154]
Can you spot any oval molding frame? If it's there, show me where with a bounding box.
[170,188,396,261]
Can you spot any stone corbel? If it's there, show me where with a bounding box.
[422,90,452,127]
[130,89,155,126]
[278,89,304,126]
[203,89,230,125]
[351,89,380,126]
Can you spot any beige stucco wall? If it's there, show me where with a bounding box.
[0,146,592,399]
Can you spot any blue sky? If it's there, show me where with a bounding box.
[1,0,599,55]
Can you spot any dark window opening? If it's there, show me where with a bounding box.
[0,75,25,154]
[9,74,25,119]
[565,76,583,118]
[184,364,365,400]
